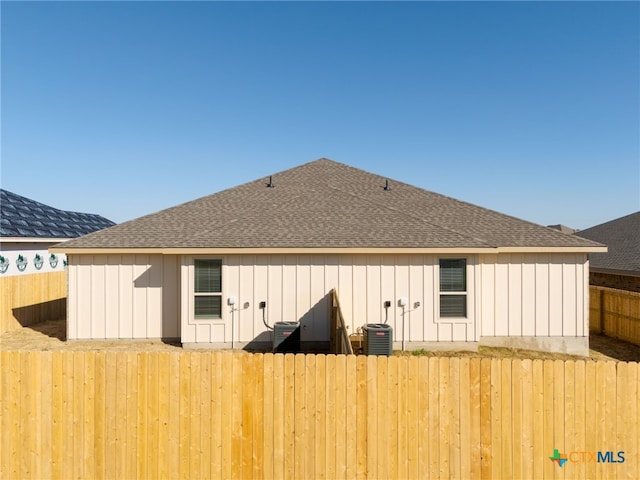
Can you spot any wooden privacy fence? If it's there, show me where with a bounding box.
[590,285,640,346]
[1,351,638,480]
[0,271,67,334]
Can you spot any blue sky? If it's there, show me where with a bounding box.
[2,1,638,230]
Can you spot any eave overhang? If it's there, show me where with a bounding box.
[50,245,608,255]
[2,237,73,244]
[589,267,640,278]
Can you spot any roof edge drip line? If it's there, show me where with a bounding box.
[50,246,607,255]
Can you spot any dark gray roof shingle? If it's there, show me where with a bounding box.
[575,212,640,274]
[55,158,603,250]
[1,189,115,239]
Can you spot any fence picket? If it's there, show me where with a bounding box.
[355,355,368,480]
[252,353,265,480]
[283,354,295,480]
[21,351,36,479]
[1,351,639,480]
[72,351,85,480]
[147,352,160,479]
[314,354,327,480]
[407,356,420,480]
[490,358,502,480]
[241,353,254,480]
[585,361,597,480]
[93,352,105,480]
[531,360,544,480]
[468,358,482,480]
[231,353,244,480]
[345,355,358,480]
[188,352,201,480]
[376,355,389,479]
[272,353,285,480]
[417,356,430,479]
[304,353,317,480]
[325,354,337,479]
[262,353,274,480]
[366,355,377,479]
[0,352,11,475]
[335,354,347,479]
[156,352,170,479]
[114,352,127,479]
[429,356,441,479]
[388,355,399,478]
[83,351,96,480]
[168,352,181,479]
[519,359,533,480]
[573,360,586,480]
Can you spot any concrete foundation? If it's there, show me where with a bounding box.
[183,337,589,356]
[479,336,589,357]
[394,341,479,352]
[182,340,329,353]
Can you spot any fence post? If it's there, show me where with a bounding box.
[599,288,605,335]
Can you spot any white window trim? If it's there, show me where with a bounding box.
[191,257,224,323]
[436,256,473,324]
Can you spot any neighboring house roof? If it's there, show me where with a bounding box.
[574,211,640,276]
[54,158,604,252]
[0,189,115,239]
[547,224,578,235]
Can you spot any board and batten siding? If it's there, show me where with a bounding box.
[478,253,589,338]
[67,255,180,340]
[67,252,589,346]
[181,254,478,344]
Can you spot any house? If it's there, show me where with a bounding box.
[51,158,605,354]
[0,189,115,332]
[0,189,115,276]
[574,211,640,293]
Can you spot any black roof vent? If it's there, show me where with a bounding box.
[383,179,391,191]
[266,175,275,188]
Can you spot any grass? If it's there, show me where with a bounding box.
[396,345,595,361]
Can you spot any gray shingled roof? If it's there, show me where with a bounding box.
[575,212,640,275]
[55,158,603,250]
[1,189,115,239]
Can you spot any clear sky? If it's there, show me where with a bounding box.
[2,1,638,230]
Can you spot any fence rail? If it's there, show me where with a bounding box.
[590,285,640,346]
[0,271,67,334]
[1,350,638,479]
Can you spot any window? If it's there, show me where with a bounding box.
[439,258,467,318]
[194,259,222,319]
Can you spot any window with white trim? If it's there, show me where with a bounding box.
[194,259,222,319]
[439,258,467,318]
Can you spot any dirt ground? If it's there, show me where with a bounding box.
[1,318,638,362]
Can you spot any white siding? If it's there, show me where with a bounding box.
[162,255,180,338]
[66,254,179,340]
[68,252,589,344]
[181,254,477,344]
[478,253,588,338]
[118,256,134,338]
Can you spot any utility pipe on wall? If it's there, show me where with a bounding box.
[228,296,237,349]
[398,298,408,351]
